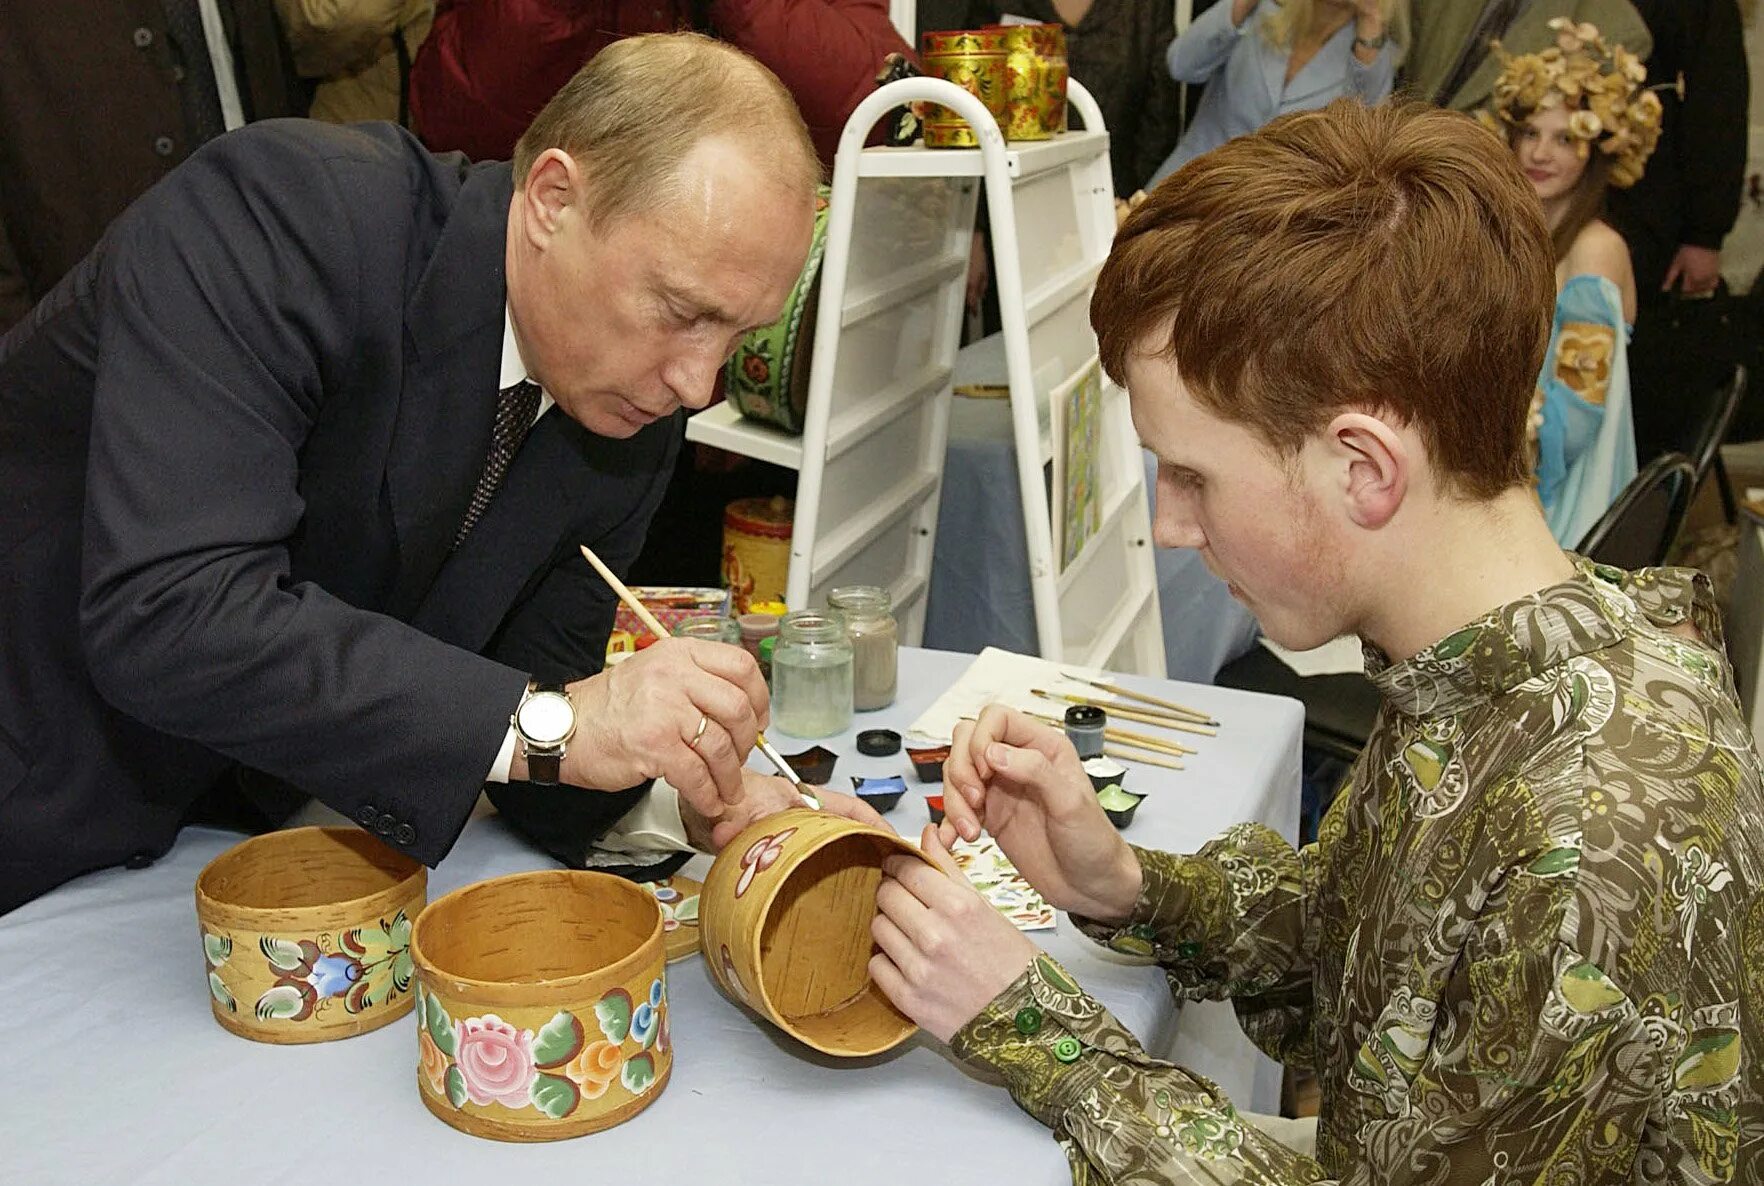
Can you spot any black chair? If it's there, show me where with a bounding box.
[1215,453,1698,762]
[1682,365,1747,525]
[1575,451,1697,570]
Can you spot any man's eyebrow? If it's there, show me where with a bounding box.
[661,284,741,327]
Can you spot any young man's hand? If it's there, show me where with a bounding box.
[941,705,1142,924]
[869,825,1039,1042]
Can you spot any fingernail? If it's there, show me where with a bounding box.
[987,743,1010,770]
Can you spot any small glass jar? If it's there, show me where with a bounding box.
[1064,705,1106,759]
[737,612,781,663]
[771,610,854,738]
[828,585,898,711]
[672,616,742,645]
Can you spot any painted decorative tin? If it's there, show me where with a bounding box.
[990,24,1067,140]
[607,586,731,656]
[699,808,934,1056]
[920,29,1008,148]
[725,186,831,434]
[410,870,670,1142]
[194,827,427,1044]
[722,496,793,613]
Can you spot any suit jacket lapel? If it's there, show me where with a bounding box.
[385,162,515,619]
[412,410,599,652]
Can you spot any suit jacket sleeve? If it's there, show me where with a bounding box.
[1675,0,1748,250]
[0,187,31,333]
[77,133,527,867]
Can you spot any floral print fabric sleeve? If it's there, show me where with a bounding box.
[952,954,1328,1186]
[1070,824,1320,1065]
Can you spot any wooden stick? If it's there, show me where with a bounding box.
[578,544,817,807]
[1105,745,1182,770]
[1033,689,1218,738]
[1063,673,1216,725]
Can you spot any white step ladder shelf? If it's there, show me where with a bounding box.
[684,75,1164,674]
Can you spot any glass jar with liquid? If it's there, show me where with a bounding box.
[672,616,743,645]
[771,610,854,738]
[827,585,898,711]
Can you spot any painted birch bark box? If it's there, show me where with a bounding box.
[409,870,670,1141]
[699,808,934,1056]
[194,826,427,1044]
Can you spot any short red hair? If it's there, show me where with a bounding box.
[1093,99,1555,498]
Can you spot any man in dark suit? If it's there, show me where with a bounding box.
[0,33,855,913]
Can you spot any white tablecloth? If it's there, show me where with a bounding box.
[0,648,1301,1185]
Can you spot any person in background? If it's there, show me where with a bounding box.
[1406,0,1650,111]
[0,0,306,333]
[273,0,435,125]
[411,0,910,171]
[1149,0,1407,184]
[966,0,1184,199]
[866,97,1762,1182]
[1604,0,1749,465]
[410,0,695,163]
[1483,19,1658,544]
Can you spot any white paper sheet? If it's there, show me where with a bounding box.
[905,646,1107,743]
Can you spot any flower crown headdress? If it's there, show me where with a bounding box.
[1479,18,1668,189]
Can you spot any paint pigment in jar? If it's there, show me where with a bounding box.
[827,585,898,711]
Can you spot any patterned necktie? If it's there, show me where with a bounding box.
[456,380,543,546]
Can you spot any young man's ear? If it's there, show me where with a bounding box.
[1325,412,1408,529]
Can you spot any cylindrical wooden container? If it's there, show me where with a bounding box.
[699,809,934,1056]
[722,496,794,613]
[409,870,670,1142]
[920,29,1008,148]
[194,826,427,1044]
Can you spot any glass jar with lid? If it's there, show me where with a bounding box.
[770,609,854,738]
[828,585,898,711]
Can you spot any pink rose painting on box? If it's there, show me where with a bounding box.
[453,1014,538,1108]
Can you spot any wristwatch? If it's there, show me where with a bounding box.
[1354,30,1389,51]
[512,682,575,785]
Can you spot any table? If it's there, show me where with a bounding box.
[0,648,1301,1185]
[921,336,1262,682]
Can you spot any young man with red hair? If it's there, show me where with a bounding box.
[868,98,1764,1183]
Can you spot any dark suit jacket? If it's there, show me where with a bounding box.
[1605,0,1749,296]
[0,0,307,331]
[0,120,678,913]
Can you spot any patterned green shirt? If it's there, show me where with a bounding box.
[953,560,1764,1184]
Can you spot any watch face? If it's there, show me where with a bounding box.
[517,692,574,744]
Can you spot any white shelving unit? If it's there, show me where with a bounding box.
[687,75,1164,673]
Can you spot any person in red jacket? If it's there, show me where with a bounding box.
[410,0,694,163]
[412,0,910,168]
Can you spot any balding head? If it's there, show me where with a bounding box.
[513,32,821,230]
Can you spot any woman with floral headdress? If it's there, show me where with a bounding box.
[1482,18,1662,547]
